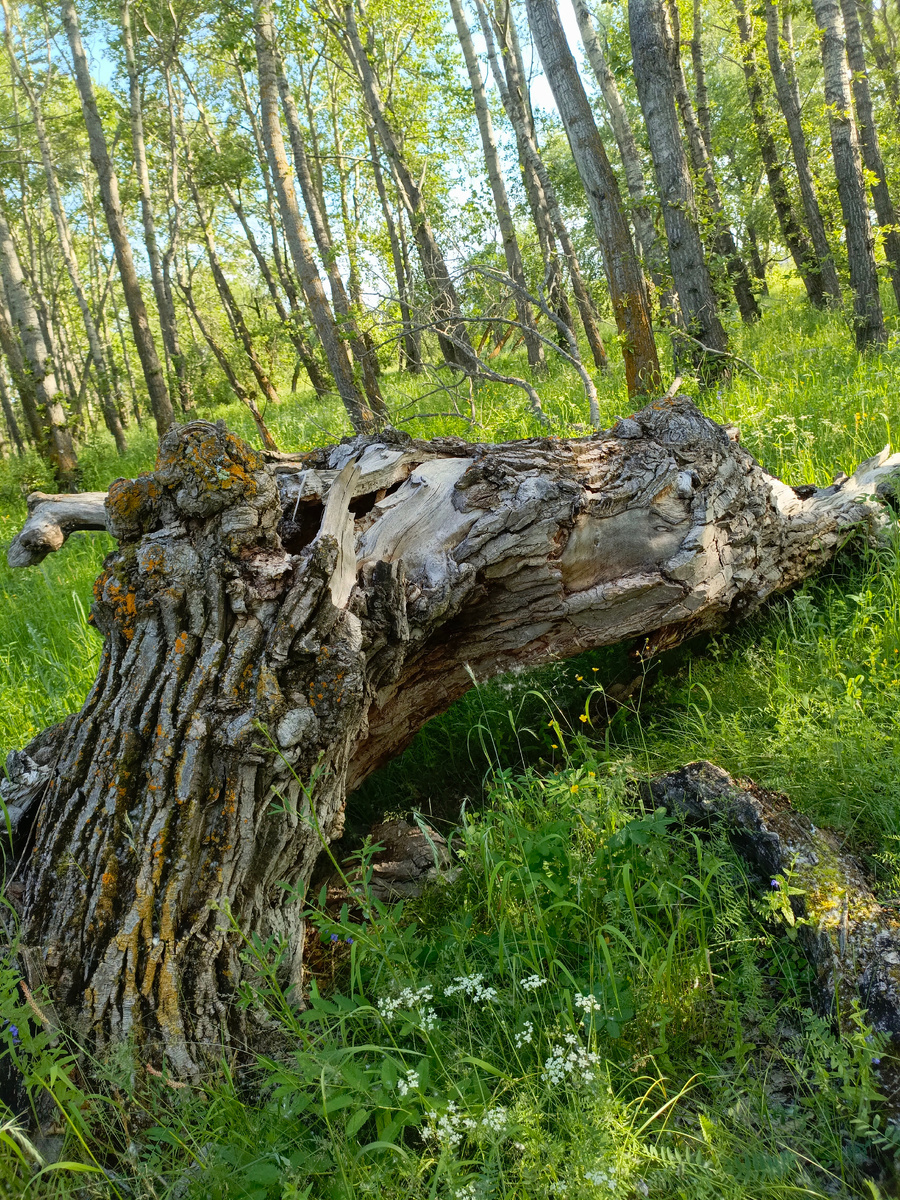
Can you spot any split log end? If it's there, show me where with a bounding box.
[7,491,109,568]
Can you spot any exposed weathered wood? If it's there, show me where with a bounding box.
[8,491,108,567]
[648,762,900,1112]
[4,404,899,1077]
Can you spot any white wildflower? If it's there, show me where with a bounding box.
[396,1068,419,1097]
[377,985,437,1031]
[445,973,499,1004]
[541,1037,601,1087]
[575,992,605,1014]
[420,1102,509,1148]
[454,1186,478,1200]
[514,1020,534,1048]
[585,1164,618,1189]
[422,1101,464,1149]
[549,1182,568,1196]
[479,1106,508,1133]
[521,974,547,991]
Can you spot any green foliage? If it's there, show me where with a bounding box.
[2,294,900,1195]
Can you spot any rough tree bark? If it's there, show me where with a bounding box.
[839,0,900,313]
[61,0,174,436]
[449,0,544,372]
[525,0,660,398]
[733,0,829,310]
[809,0,886,350]
[4,402,900,1078]
[763,0,843,307]
[628,0,729,371]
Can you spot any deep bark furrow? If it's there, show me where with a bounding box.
[5,408,899,1076]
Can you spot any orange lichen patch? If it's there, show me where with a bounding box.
[157,427,263,503]
[173,632,189,656]
[140,545,167,576]
[96,571,140,640]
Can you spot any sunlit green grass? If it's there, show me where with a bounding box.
[2,289,900,1196]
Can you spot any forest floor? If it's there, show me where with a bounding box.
[3,289,900,1197]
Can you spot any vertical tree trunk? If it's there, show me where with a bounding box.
[763,0,843,306]
[0,201,78,487]
[270,29,389,417]
[176,269,278,451]
[253,2,378,433]
[628,0,729,369]
[3,2,127,453]
[121,0,189,413]
[61,0,174,435]
[368,128,422,373]
[473,0,572,348]
[481,0,608,370]
[690,0,713,153]
[809,0,886,348]
[857,0,900,124]
[525,0,660,399]
[0,362,23,453]
[337,0,476,373]
[571,0,670,298]
[159,60,193,414]
[179,61,329,404]
[733,0,829,309]
[663,0,761,324]
[839,0,900,312]
[449,0,544,371]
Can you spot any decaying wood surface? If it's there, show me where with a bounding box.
[4,399,900,1077]
[648,761,900,1114]
[7,491,109,567]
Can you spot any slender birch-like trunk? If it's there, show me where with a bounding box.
[629,0,729,368]
[571,0,669,297]
[733,0,830,309]
[270,29,388,417]
[763,0,842,306]
[525,0,659,400]
[0,200,77,485]
[61,0,174,434]
[121,0,189,411]
[3,2,126,453]
[809,0,885,348]
[663,0,760,324]
[449,0,544,371]
[839,0,900,312]
[337,0,476,372]
[254,2,378,432]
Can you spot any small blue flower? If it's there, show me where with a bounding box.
[770,879,780,890]
[3,1022,19,1044]
[330,933,339,943]
[872,1057,882,1066]
[345,937,354,945]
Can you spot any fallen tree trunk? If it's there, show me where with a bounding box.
[648,762,900,1114]
[3,401,899,1078]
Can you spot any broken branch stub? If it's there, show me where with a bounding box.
[3,403,899,1077]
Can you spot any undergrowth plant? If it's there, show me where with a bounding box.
[1,291,900,1195]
